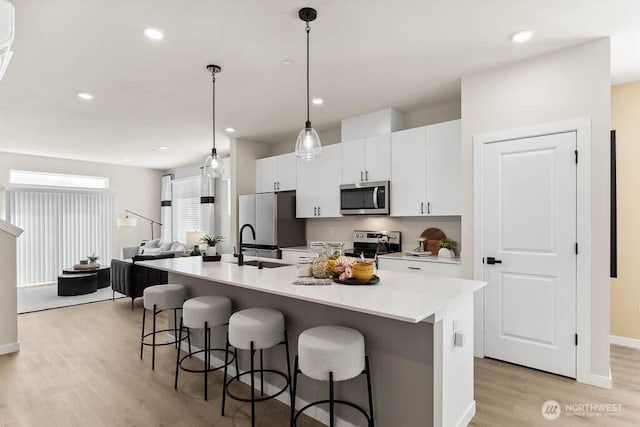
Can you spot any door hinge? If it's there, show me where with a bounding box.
[575,333,578,346]
[575,150,578,164]
[575,243,578,254]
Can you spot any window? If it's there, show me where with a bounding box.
[10,170,109,190]
[172,176,200,242]
[6,188,115,286]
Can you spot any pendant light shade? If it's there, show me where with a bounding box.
[295,7,321,160]
[203,64,222,178]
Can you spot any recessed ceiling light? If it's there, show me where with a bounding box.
[312,98,324,105]
[144,28,164,40]
[282,59,294,67]
[123,158,132,162]
[158,146,168,150]
[77,92,93,100]
[225,127,235,133]
[512,30,533,43]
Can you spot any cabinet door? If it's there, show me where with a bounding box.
[276,153,297,191]
[426,120,462,215]
[340,138,365,184]
[317,144,342,217]
[295,157,317,218]
[256,157,277,193]
[364,134,391,182]
[391,127,427,216]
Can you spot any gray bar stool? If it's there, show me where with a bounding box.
[174,295,237,401]
[140,284,188,370]
[292,325,374,427]
[221,308,293,427]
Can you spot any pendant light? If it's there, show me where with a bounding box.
[295,7,322,160]
[203,64,222,178]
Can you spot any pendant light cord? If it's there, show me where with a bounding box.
[211,71,216,153]
[306,23,311,126]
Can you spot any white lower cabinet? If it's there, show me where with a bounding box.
[378,257,462,278]
[281,249,307,264]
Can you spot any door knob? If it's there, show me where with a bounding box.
[486,257,502,265]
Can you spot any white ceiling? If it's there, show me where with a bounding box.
[1,0,639,170]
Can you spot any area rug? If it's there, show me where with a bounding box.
[18,285,125,314]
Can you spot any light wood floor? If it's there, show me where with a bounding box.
[1,299,639,426]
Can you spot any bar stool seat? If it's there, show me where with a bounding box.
[228,308,285,350]
[298,325,365,382]
[140,284,188,370]
[144,284,186,311]
[293,325,375,427]
[175,295,235,401]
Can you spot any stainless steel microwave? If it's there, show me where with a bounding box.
[340,181,390,215]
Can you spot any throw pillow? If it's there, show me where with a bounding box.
[170,241,185,251]
[159,241,174,251]
[145,239,161,248]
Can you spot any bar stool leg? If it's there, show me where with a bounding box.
[234,346,239,376]
[187,327,192,357]
[152,304,157,370]
[329,371,335,427]
[221,333,230,416]
[250,341,256,427]
[291,356,299,427]
[173,310,178,348]
[365,356,375,427]
[204,322,210,401]
[140,306,146,359]
[260,349,264,396]
[174,316,184,390]
[284,332,293,425]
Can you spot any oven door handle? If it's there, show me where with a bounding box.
[373,186,379,209]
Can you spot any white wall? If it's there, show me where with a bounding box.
[461,39,611,378]
[0,152,163,259]
[0,228,18,354]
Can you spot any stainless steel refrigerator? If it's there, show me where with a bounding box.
[238,191,306,258]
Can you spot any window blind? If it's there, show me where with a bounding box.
[5,188,115,286]
[172,176,201,242]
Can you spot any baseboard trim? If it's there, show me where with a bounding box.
[610,335,640,349]
[0,341,20,356]
[456,400,476,426]
[579,368,612,389]
[176,339,357,427]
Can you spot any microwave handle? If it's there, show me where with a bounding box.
[373,186,379,208]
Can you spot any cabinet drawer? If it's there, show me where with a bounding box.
[378,258,461,278]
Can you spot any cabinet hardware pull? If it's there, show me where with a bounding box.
[360,171,363,181]
[408,266,421,270]
[318,206,321,216]
[365,170,369,181]
[277,181,280,190]
[273,182,276,191]
[427,202,431,214]
[421,202,424,214]
[314,207,317,216]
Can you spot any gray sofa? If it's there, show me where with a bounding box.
[122,239,193,259]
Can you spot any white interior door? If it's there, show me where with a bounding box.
[483,131,577,378]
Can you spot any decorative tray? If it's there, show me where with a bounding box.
[203,255,221,262]
[331,274,380,286]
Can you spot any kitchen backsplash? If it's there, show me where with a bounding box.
[305,216,462,254]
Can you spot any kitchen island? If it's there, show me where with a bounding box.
[138,255,485,427]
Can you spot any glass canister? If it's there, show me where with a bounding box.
[326,242,345,275]
[309,242,329,278]
[296,257,313,277]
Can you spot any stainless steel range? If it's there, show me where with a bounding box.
[345,230,401,259]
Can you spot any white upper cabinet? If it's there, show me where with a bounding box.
[341,134,391,184]
[391,119,461,216]
[296,144,342,218]
[425,120,461,215]
[391,127,427,216]
[256,153,297,193]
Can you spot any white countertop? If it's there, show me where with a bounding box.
[378,252,462,265]
[138,254,484,324]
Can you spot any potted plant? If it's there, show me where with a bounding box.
[87,253,100,265]
[199,235,224,256]
[437,239,457,258]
